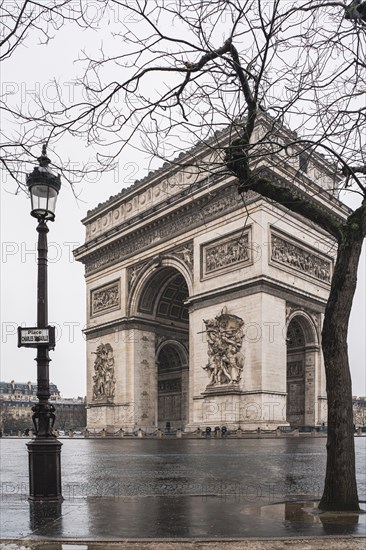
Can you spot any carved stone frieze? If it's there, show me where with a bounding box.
[271,232,332,283]
[202,230,250,278]
[203,307,245,387]
[92,343,116,401]
[91,280,120,316]
[84,187,256,275]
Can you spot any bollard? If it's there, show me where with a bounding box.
[118,429,124,438]
[101,429,106,438]
[236,428,242,438]
[176,429,182,438]
[293,428,299,437]
[29,430,33,438]
[69,430,74,438]
[84,429,90,438]
[156,429,163,439]
[137,429,143,438]
[276,428,281,437]
[18,430,22,438]
[357,427,362,436]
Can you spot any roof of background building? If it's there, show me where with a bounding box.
[0,381,59,394]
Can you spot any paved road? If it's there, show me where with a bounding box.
[0,438,365,542]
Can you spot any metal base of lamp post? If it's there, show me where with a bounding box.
[29,499,63,532]
[27,438,63,501]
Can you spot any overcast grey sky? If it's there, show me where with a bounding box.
[1,4,365,398]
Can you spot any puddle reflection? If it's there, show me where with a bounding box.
[242,500,365,535]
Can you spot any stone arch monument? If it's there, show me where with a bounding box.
[74,118,349,432]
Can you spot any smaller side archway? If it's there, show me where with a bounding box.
[286,313,320,427]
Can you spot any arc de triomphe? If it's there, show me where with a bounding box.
[74,119,348,433]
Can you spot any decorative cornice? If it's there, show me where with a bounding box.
[83,114,343,222]
[80,186,257,276]
[83,141,224,221]
[186,275,328,312]
[84,316,189,340]
[258,166,349,222]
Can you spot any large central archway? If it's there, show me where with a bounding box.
[131,262,190,430]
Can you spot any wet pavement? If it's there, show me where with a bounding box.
[0,437,365,544]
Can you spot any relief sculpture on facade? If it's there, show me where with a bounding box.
[204,231,250,276]
[128,263,146,290]
[92,343,116,401]
[91,281,120,316]
[271,233,331,282]
[174,243,193,272]
[287,361,304,377]
[203,307,245,387]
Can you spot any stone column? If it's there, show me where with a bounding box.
[304,345,318,425]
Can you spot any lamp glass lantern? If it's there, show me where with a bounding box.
[27,146,61,221]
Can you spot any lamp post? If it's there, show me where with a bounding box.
[25,145,63,501]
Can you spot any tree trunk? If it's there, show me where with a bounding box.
[319,218,365,511]
[232,149,366,511]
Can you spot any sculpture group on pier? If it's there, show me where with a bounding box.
[203,307,245,387]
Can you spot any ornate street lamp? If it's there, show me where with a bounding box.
[27,145,61,221]
[24,145,63,501]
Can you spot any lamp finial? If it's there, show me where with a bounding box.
[38,144,51,168]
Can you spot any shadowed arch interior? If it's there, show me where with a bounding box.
[137,266,190,429]
[286,314,319,427]
[157,342,188,430]
[138,267,189,323]
[158,343,187,372]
